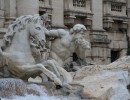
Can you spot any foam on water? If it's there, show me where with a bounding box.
[0,79,73,100]
[0,78,27,98]
[2,94,70,100]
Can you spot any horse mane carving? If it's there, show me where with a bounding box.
[3,14,43,47]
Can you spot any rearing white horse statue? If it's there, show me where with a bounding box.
[0,14,72,86]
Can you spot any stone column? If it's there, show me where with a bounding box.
[5,0,16,17]
[92,0,103,30]
[104,2,111,15]
[0,0,5,28]
[4,0,16,27]
[91,0,111,64]
[51,0,64,28]
[122,5,127,16]
[127,0,130,38]
[0,0,5,43]
[127,0,130,55]
[16,0,39,16]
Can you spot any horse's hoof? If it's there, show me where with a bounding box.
[56,85,62,89]
[63,83,72,90]
[54,78,62,86]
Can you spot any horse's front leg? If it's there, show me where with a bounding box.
[21,64,62,86]
[40,59,61,84]
[42,60,61,77]
[41,59,73,85]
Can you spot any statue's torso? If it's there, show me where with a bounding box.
[51,34,75,62]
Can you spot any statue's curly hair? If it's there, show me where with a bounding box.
[72,24,87,33]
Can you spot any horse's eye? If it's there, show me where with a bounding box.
[35,27,41,30]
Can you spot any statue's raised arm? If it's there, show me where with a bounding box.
[41,13,67,38]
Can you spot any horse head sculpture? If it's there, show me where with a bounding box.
[3,14,46,51]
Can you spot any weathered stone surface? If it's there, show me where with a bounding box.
[80,71,130,100]
[28,76,42,83]
[74,56,130,80]
[71,56,130,100]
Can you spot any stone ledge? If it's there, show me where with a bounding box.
[0,28,7,33]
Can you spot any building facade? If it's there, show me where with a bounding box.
[0,0,129,64]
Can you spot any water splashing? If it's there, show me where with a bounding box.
[0,78,80,100]
[0,78,27,98]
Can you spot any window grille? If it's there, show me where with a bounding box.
[73,0,86,7]
[39,0,44,2]
[111,3,122,12]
